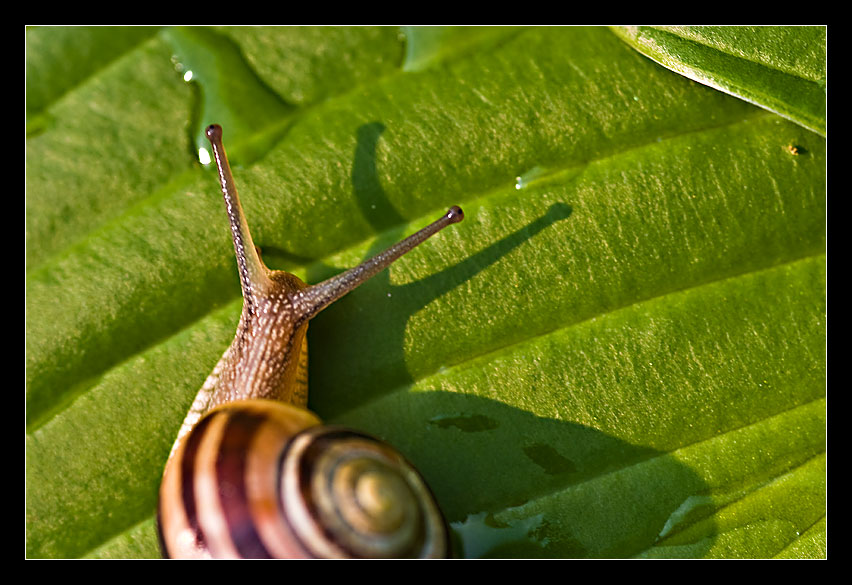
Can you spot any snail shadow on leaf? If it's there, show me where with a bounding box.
[304,122,715,558]
[428,394,717,559]
[299,124,715,557]
[351,390,716,558]
[308,122,574,417]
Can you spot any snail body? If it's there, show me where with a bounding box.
[157,125,462,559]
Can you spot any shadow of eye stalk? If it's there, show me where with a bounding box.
[545,201,573,222]
[352,122,406,233]
[302,124,714,557]
[307,122,578,416]
[308,195,574,417]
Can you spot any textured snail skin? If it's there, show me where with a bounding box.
[157,125,460,559]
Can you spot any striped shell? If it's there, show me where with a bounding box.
[158,400,449,559]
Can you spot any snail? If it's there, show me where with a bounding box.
[157,124,463,559]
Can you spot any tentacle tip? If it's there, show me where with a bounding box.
[446,205,464,223]
[205,124,223,143]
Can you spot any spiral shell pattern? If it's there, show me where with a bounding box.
[157,400,449,558]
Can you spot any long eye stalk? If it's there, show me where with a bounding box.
[206,124,271,299]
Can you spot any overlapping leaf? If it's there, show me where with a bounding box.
[26,26,825,558]
[611,26,826,136]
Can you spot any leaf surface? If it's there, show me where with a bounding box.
[26,26,825,558]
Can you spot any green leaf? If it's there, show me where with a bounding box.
[26,26,825,559]
[25,26,161,134]
[611,26,826,136]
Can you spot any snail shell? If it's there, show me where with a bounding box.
[158,400,448,558]
[157,125,462,559]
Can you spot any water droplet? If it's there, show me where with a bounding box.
[183,70,194,83]
[198,147,211,166]
[514,165,548,190]
[170,54,185,72]
[658,495,715,540]
[452,511,549,558]
[428,413,499,432]
[523,443,576,475]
